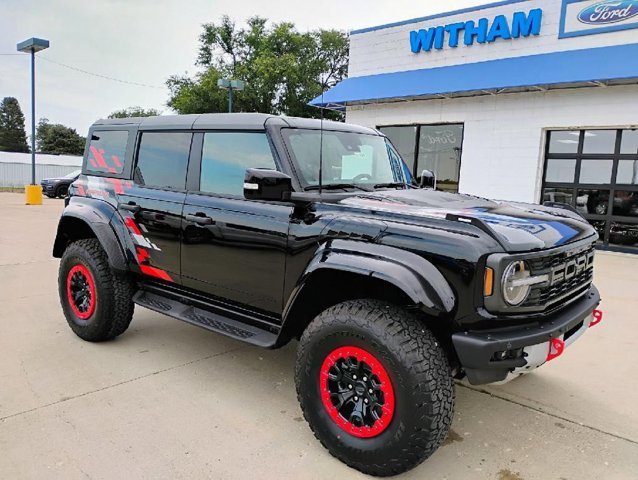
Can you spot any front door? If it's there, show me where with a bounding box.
[180,131,292,316]
[117,131,192,283]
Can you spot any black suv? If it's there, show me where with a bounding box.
[41,169,81,198]
[53,113,602,476]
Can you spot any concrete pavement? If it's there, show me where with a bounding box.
[1,192,637,479]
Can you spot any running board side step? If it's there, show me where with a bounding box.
[133,290,278,348]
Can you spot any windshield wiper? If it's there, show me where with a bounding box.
[373,182,412,189]
[304,183,372,192]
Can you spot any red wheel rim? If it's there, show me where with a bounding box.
[66,264,96,320]
[319,346,395,438]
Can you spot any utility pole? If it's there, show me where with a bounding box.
[17,37,50,205]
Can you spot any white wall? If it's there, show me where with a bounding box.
[346,84,638,203]
[349,0,638,77]
[0,152,82,187]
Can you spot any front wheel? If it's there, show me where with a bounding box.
[295,300,454,477]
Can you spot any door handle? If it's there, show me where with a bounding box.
[121,202,140,213]
[185,213,213,225]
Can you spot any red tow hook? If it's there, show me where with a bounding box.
[546,338,565,362]
[589,309,603,327]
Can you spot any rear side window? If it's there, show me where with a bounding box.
[87,130,129,175]
[199,132,276,196]
[133,132,192,190]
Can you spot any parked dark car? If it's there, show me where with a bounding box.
[52,114,603,477]
[41,169,81,198]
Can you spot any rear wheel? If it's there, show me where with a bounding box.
[58,238,134,341]
[295,299,454,477]
[56,185,68,198]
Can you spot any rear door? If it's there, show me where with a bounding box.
[180,130,293,316]
[116,131,193,284]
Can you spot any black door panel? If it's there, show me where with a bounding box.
[181,194,292,315]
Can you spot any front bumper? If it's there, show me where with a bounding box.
[452,285,601,385]
[41,183,56,194]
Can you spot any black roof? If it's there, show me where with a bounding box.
[92,113,379,135]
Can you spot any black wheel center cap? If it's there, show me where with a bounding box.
[354,383,366,396]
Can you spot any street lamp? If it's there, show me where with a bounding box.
[217,78,245,113]
[17,37,49,205]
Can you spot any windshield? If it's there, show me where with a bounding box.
[282,129,411,189]
[64,169,81,179]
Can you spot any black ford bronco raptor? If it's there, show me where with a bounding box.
[54,113,603,476]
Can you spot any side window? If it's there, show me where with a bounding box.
[134,132,192,190]
[87,130,129,175]
[199,132,277,196]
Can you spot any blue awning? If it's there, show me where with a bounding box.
[311,43,638,109]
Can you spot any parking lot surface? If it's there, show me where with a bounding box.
[1,192,637,480]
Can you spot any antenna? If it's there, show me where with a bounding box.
[318,75,325,195]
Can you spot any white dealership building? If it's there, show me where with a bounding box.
[314,0,638,251]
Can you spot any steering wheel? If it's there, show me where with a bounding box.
[352,173,373,182]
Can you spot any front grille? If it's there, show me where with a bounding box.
[523,243,595,309]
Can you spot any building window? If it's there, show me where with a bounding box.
[378,124,463,192]
[542,129,638,252]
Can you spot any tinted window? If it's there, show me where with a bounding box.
[582,130,617,154]
[617,160,638,184]
[543,187,574,205]
[579,159,613,184]
[134,132,192,189]
[545,159,576,183]
[577,189,610,215]
[613,191,638,218]
[200,132,276,196]
[620,129,638,154]
[87,130,128,174]
[548,131,579,154]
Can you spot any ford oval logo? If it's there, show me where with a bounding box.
[578,0,638,25]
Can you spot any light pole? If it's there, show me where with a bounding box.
[17,37,49,205]
[217,79,245,113]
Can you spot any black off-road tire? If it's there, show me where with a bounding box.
[295,299,454,477]
[58,238,135,341]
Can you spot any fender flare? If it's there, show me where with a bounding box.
[282,239,456,324]
[52,197,129,273]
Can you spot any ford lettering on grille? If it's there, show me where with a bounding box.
[578,1,638,25]
[522,245,595,309]
[549,252,592,285]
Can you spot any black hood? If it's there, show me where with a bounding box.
[339,189,597,252]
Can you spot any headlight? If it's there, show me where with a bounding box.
[501,261,531,306]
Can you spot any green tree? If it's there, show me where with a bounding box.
[0,97,30,153]
[167,16,348,119]
[36,118,85,156]
[108,106,162,118]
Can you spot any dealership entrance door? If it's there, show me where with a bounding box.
[542,129,638,252]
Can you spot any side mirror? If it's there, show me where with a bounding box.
[419,169,436,189]
[244,168,292,201]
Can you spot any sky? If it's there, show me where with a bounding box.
[0,0,486,136]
